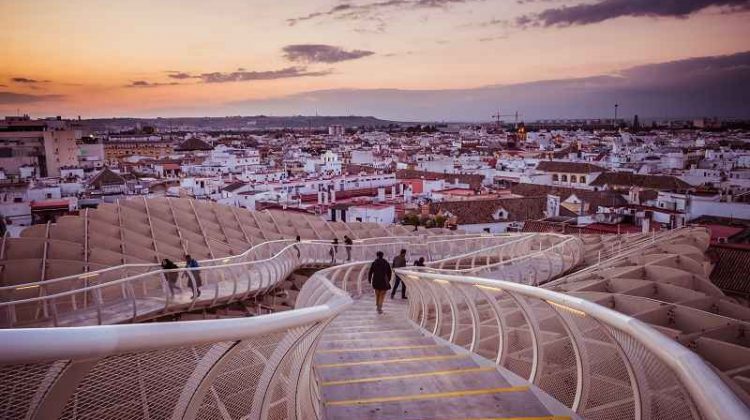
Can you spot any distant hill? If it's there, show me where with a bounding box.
[80,115,408,131]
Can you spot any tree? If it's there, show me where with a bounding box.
[401,213,420,227]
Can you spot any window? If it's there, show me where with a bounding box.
[561,174,568,182]
[552,174,559,182]
[580,176,586,184]
[570,175,577,183]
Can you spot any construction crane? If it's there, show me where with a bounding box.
[491,110,522,128]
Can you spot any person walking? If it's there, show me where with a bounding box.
[162,259,180,296]
[294,235,301,259]
[368,251,392,314]
[344,235,353,261]
[391,249,408,299]
[329,238,339,264]
[184,255,202,299]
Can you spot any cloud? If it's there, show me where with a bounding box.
[226,51,750,120]
[167,72,194,80]
[282,45,375,63]
[516,0,750,28]
[130,66,332,87]
[197,67,332,83]
[126,80,179,88]
[288,0,480,26]
[11,77,49,84]
[0,91,64,104]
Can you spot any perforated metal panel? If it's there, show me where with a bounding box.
[0,361,66,419]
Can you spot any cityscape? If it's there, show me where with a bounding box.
[1,1,750,420]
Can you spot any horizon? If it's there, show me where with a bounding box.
[2,1,749,119]
[9,110,745,125]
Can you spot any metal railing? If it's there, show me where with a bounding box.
[395,267,749,420]
[0,229,746,420]
[0,234,534,328]
[0,233,510,305]
[424,233,584,286]
[0,266,351,420]
[0,233,550,419]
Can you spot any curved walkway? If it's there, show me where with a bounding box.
[0,233,573,327]
[0,229,746,420]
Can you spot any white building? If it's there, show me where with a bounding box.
[330,203,395,224]
[303,151,342,175]
[350,150,374,165]
[328,125,344,136]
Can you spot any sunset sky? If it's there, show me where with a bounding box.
[1,0,749,120]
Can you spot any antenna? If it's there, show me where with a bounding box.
[614,103,619,129]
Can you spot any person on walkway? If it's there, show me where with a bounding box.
[162,259,180,295]
[294,235,301,259]
[344,235,353,261]
[414,256,425,267]
[330,238,339,264]
[184,255,202,299]
[391,249,408,299]
[368,251,392,314]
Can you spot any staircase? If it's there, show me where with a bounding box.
[315,293,574,420]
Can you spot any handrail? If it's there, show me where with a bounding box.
[0,234,540,327]
[0,303,345,364]
[425,233,544,263]
[395,266,749,420]
[426,234,579,269]
[422,236,584,286]
[0,240,416,307]
[0,238,297,293]
[0,233,495,294]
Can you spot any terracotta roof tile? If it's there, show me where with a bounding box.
[510,183,627,212]
[430,196,546,225]
[175,138,213,151]
[88,168,126,188]
[589,172,691,190]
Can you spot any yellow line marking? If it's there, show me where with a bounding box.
[323,329,414,337]
[317,344,441,354]
[317,354,467,368]
[325,325,410,331]
[325,386,529,406]
[322,367,496,386]
[319,335,427,343]
[447,417,570,420]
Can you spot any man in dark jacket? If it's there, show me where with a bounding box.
[330,238,339,264]
[391,249,408,299]
[368,251,392,314]
[162,259,180,295]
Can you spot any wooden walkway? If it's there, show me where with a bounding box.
[315,293,576,420]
